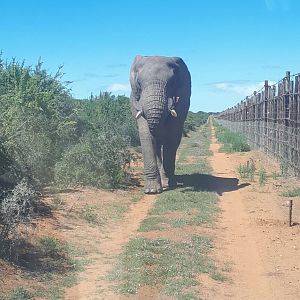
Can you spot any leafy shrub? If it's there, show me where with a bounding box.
[0,55,138,190]
[9,286,32,300]
[215,124,250,152]
[183,111,210,136]
[39,236,62,257]
[238,160,255,181]
[54,132,131,189]
[259,168,267,185]
[0,180,36,240]
[0,56,79,186]
[0,179,36,260]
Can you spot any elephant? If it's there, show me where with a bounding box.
[129,55,191,194]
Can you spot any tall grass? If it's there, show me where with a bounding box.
[214,123,250,153]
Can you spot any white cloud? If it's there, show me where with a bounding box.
[107,83,131,95]
[212,80,275,98]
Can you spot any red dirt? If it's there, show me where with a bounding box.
[64,194,157,300]
[203,126,300,300]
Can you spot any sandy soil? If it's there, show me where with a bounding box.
[203,126,300,300]
[64,194,157,300]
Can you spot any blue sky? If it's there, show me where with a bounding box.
[1,0,300,112]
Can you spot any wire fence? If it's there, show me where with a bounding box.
[215,71,300,175]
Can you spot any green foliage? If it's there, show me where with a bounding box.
[0,55,138,191]
[183,111,210,136]
[9,286,32,300]
[76,92,139,146]
[258,168,267,185]
[0,180,35,245]
[80,205,98,225]
[0,56,79,185]
[215,124,250,153]
[38,236,62,257]
[281,187,300,197]
[109,236,220,297]
[54,131,130,188]
[238,160,255,181]
[280,161,289,177]
[271,171,278,180]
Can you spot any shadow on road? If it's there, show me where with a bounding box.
[176,173,249,195]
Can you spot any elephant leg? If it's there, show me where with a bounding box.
[138,118,162,194]
[162,128,183,189]
[155,141,168,189]
[162,144,178,188]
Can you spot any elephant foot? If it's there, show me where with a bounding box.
[162,178,178,191]
[144,179,162,194]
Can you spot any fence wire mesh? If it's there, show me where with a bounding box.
[216,71,300,175]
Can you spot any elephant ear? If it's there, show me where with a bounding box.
[173,57,191,100]
[130,55,142,103]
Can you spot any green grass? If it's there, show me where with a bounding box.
[214,123,250,153]
[9,287,32,300]
[109,125,223,299]
[238,160,255,181]
[146,189,218,229]
[81,205,99,225]
[281,187,300,197]
[50,195,64,210]
[109,236,222,297]
[280,161,289,177]
[179,125,212,163]
[138,217,166,232]
[258,167,267,186]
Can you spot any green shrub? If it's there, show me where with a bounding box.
[215,124,250,152]
[183,111,210,136]
[9,286,32,300]
[54,132,130,189]
[259,168,267,185]
[0,179,35,241]
[0,55,138,190]
[39,236,62,257]
[281,187,300,197]
[238,160,255,181]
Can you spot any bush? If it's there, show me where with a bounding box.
[0,180,36,259]
[9,286,32,300]
[0,180,35,240]
[183,111,210,136]
[0,56,79,186]
[215,124,250,153]
[54,132,131,189]
[0,55,138,190]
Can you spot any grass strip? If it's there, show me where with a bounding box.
[109,124,223,299]
[214,122,250,153]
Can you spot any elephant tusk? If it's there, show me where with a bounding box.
[135,110,143,119]
[170,109,177,117]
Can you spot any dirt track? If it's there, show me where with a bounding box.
[205,126,300,300]
[64,124,300,299]
[64,195,157,299]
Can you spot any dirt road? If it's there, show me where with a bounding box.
[205,125,300,300]
[64,124,300,299]
[64,195,157,300]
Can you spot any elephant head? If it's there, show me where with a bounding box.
[130,56,190,135]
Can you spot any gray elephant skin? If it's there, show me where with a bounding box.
[130,55,191,194]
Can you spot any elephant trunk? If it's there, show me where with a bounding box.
[141,80,168,134]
